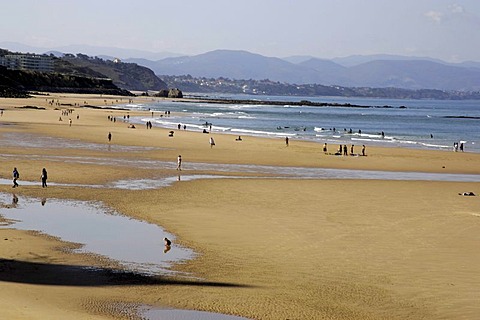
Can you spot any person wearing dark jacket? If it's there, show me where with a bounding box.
[41,168,48,188]
[12,167,19,188]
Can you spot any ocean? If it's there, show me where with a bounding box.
[124,94,480,153]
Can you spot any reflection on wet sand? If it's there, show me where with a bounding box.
[1,130,480,195]
[0,193,194,276]
[0,132,163,153]
[140,307,250,320]
[1,166,480,192]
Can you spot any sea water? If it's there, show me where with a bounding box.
[122,94,480,153]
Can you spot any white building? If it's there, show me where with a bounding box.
[0,54,54,73]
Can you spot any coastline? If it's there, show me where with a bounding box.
[0,93,479,319]
[176,96,403,108]
[122,95,480,155]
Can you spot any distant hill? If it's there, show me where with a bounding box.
[127,50,326,84]
[0,66,132,96]
[330,54,447,67]
[457,61,480,69]
[297,58,348,84]
[134,50,480,91]
[161,75,480,100]
[0,41,181,61]
[281,55,316,64]
[345,60,480,90]
[0,49,165,96]
[57,54,168,91]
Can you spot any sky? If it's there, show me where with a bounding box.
[1,0,479,62]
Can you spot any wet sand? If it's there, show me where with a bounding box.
[0,93,479,319]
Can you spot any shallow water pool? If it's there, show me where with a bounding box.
[0,193,194,275]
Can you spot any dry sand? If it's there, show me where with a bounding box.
[0,93,479,319]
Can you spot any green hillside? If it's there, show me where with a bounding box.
[0,49,170,97]
[0,66,132,96]
[57,54,168,91]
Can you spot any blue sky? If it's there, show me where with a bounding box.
[1,0,479,62]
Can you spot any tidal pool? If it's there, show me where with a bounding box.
[140,307,250,320]
[0,193,251,319]
[0,193,194,275]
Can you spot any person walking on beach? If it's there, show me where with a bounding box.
[108,132,112,142]
[350,144,354,155]
[176,155,182,171]
[323,143,327,154]
[343,145,348,156]
[12,167,19,188]
[285,137,289,147]
[41,168,48,188]
[460,142,464,152]
[362,145,366,156]
[209,136,216,148]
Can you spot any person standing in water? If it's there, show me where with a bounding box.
[41,168,48,188]
[164,237,172,253]
[12,167,19,188]
[176,155,182,171]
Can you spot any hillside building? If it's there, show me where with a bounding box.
[0,54,54,73]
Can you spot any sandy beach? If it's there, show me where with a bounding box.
[0,93,479,319]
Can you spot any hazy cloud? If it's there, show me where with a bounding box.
[425,11,443,23]
[448,3,465,14]
[426,3,473,24]
[449,3,480,27]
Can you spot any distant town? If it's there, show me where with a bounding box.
[161,74,480,100]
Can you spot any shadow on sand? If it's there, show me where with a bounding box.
[0,259,251,288]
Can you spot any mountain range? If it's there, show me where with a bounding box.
[126,50,480,91]
[2,42,480,92]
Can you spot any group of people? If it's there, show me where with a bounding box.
[11,167,48,188]
[321,143,366,156]
[453,142,464,152]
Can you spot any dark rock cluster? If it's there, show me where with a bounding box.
[155,88,183,98]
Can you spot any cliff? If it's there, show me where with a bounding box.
[0,66,133,96]
[56,54,168,91]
